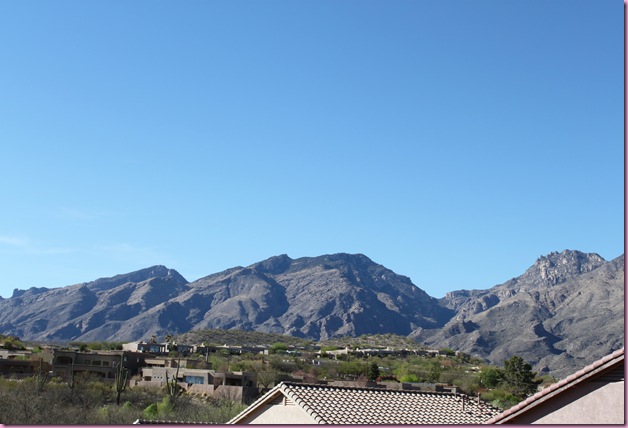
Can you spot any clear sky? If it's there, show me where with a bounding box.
[0,0,623,299]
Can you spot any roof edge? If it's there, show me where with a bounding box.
[227,382,286,424]
[484,347,625,424]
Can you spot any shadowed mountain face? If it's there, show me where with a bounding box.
[0,266,191,342]
[176,253,453,340]
[0,250,623,378]
[0,254,451,343]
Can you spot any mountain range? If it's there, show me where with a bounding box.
[0,250,623,378]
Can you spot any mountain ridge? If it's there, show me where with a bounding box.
[0,249,622,378]
[416,250,623,378]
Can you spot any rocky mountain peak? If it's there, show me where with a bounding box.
[522,250,606,286]
[86,265,188,292]
[252,254,293,275]
[11,286,49,299]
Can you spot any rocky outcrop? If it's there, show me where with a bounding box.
[414,251,624,378]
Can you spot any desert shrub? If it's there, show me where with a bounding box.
[143,403,159,419]
[399,373,421,383]
[481,388,521,409]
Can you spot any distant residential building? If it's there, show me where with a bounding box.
[123,342,169,354]
[0,349,32,360]
[194,345,266,356]
[0,358,51,380]
[143,357,211,370]
[51,350,151,381]
[135,360,257,403]
[319,347,440,359]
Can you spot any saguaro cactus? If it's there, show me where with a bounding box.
[165,358,181,398]
[68,361,76,394]
[114,354,129,405]
[34,358,48,392]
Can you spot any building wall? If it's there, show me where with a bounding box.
[507,380,624,424]
[0,359,51,379]
[238,402,316,424]
[137,368,256,402]
[52,350,148,380]
[188,383,216,395]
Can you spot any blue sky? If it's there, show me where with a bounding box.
[0,0,623,299]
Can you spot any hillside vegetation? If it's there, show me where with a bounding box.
[176,329,314,347]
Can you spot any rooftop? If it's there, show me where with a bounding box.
[485,347,625,424]
[230,381,501,424]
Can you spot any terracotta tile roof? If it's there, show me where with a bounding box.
[484,347,625,424]
[230,382,501,424]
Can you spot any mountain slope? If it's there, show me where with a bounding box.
[412,250,624,378]
[0,266,190,341]
[0,254,451,342]
[0,250,622,379]
[174,253,452,340]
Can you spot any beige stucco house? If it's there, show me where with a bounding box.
[485,347,624,424]
[135,359,257,403]
[228,381,501,424]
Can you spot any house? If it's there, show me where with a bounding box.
[485,347,624,424]
[194,344,267,356]
[228,381,501,424]
[143,357,211,370]
[123,341,169,354]
[0,358,51,379]
[0,349,32,360]
[52,349,151,381]
[136,363,257,403]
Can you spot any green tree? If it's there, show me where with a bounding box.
[367,362,380,381]
[338,360,366,379]
[256,370,278,390]
[269,342,289,354]
[425,360,443,383]
[439,348,455,356]
[502,355,539,398]
[480,366,504,388]
[2,336,26,350]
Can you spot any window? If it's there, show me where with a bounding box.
[185,375,205,385]
[57,356,73,365]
